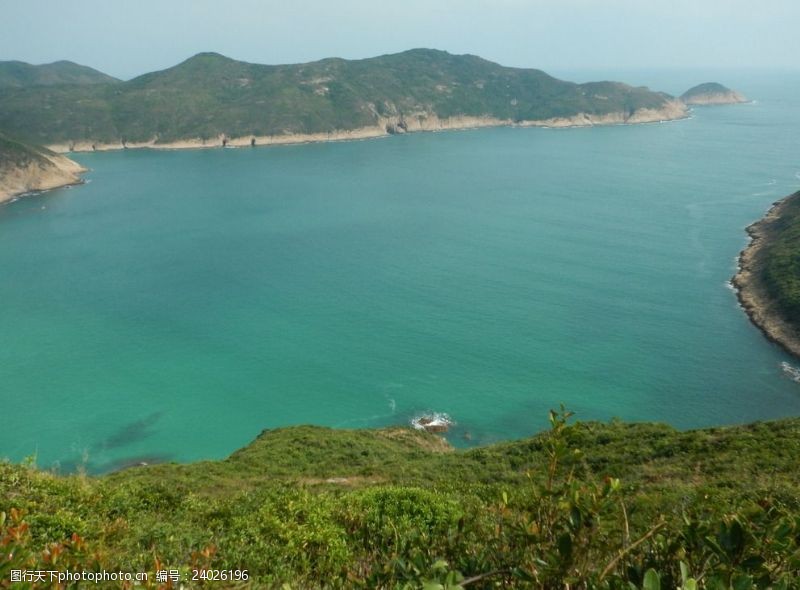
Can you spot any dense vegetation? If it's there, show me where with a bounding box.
[0,60,118,89]
[3,410,800,588]
[0,49,678,146]
[680,83,733,101]
[758,192,800,326]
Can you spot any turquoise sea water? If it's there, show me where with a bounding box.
[2,72,800,472]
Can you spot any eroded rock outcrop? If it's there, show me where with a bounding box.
[0,133,86,203]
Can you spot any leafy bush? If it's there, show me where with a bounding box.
[3,411,800,588]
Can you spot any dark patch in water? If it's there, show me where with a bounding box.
[100,411,164,450]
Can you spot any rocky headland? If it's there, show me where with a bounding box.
[0,133,86,203]
[733,191,800,357]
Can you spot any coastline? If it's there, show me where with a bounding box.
[732,191,800,358]
[682,93,748,106]
[45,101,688,154]
[4,100,688,200]
[0,152,87,204]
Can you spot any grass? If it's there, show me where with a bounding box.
[0,131,57,171]
[3,412,800,588]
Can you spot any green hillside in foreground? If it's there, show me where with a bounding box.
[0,49,679,146]
[3,411,800,588]
[0,59,119,89]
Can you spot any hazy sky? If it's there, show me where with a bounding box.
[1,0,798,80]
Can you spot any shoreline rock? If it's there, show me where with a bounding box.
[46,103,689,155]
[732,192,800,358]
[683,92,747,106]
[411,412,454,434]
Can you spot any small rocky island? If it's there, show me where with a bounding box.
[681,82,747,105]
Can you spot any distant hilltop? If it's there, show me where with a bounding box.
[0,49,691,152]
[0,59,119,88]
[681,82,748,105]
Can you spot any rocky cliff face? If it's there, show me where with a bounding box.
[732,192,800,358]
[681,82,747,105]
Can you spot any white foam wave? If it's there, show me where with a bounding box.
[411,412,454,432]
[781,361,800,383]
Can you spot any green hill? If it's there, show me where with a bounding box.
[3,412,800,588]
[0,49,685,147]
[0,59,119,88]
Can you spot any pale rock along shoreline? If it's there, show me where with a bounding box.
[45,101,688,154]
[732,192,800,358]
[682,91,748,106]
[0,151,87,204]
[4,101,687,202]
